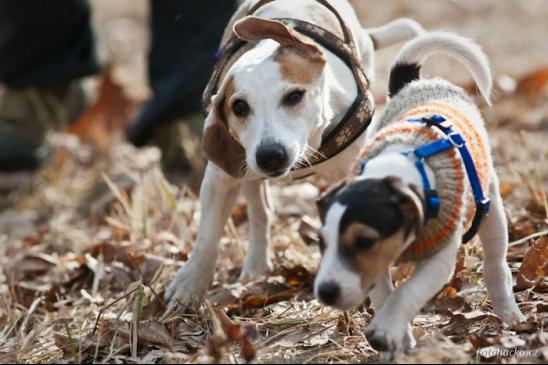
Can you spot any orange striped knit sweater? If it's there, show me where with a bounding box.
[359,99,491,262]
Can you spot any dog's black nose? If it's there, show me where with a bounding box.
[255,142,288,174]
[318,282,340,305]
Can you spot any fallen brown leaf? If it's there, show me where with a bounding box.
[138,320,174,350]
[516,67,548,96]
[519,236,548,282]
[5,254,56,282]
[207,302,257,363]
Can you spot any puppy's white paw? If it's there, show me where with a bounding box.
[164,262,213,310]
[365,318,410,355]
[494,303,525,324]
[402,324,416,350]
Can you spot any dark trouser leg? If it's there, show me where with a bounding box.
[0,0,99,172]
[0,0,99,88]
[126,0,237,147]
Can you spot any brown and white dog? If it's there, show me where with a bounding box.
[165,0,423,309]
[314,31,524,355]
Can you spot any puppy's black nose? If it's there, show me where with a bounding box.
[318,282,340,305]
[255,142,288,174]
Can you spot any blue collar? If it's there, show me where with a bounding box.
[360,115,490,243]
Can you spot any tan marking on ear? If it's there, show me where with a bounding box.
[202,75,246,178]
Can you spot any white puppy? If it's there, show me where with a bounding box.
[314,31,525,355]
[165,0,423,309]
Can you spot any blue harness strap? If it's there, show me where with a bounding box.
[406,115,490,243]
[360,115,490,243]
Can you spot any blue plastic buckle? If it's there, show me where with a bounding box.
[479,197,491,212]
[447,132,465,148]
[425,189,441,218]
[424,115,447,124]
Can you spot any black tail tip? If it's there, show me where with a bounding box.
[388,63,421,98]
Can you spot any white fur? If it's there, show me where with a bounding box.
[393,31,492,103]
[165,0,425,308]
[314,203,365,309]
[479,172,524,323]
[366,229,461,353]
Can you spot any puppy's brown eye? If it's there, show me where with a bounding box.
[283,90,305,106]
[355,236,375,251]
[232,99,249,117]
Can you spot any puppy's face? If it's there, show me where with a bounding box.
[202,16,329,178]
[314,177,424,310]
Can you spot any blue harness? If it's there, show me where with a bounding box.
[360,115,490,243]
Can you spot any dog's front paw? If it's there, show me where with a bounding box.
[495,304,526,325]
[365,319,411,355]
[164,262,213,311]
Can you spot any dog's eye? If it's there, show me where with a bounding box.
[232,99,250,117]
[283,90,305,106]
[355,236,375,251]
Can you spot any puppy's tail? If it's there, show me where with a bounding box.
[388,31,492,104]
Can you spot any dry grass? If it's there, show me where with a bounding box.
[0,81,546,362]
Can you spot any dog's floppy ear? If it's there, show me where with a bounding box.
[202,77,246,178]
[316,180,347,223]
[233,16,325,62]
[384,176,424,238]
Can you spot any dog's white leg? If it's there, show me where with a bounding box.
[479,173,525,323]
[165,163,241,309]
[366,231,461,353]
[369,271,416,353]
[240,179,273,279]
[369,271,394,309]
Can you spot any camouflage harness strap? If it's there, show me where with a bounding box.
[202,0,375,172]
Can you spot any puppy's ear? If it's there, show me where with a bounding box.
[202,77,246,178]
[316,180,347,222]
[384,176,424,238]
[233,16,325,62]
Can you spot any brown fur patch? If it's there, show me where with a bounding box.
[339,224,407,291]
[274,49,326,84]
[234,16,326,84]
[222,76,236,122]
[340,223,380,247]
[201,75,246,178]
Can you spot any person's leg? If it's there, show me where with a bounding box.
[0,0,99,88]
[126,0,238,147]
[0,0,99,173]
